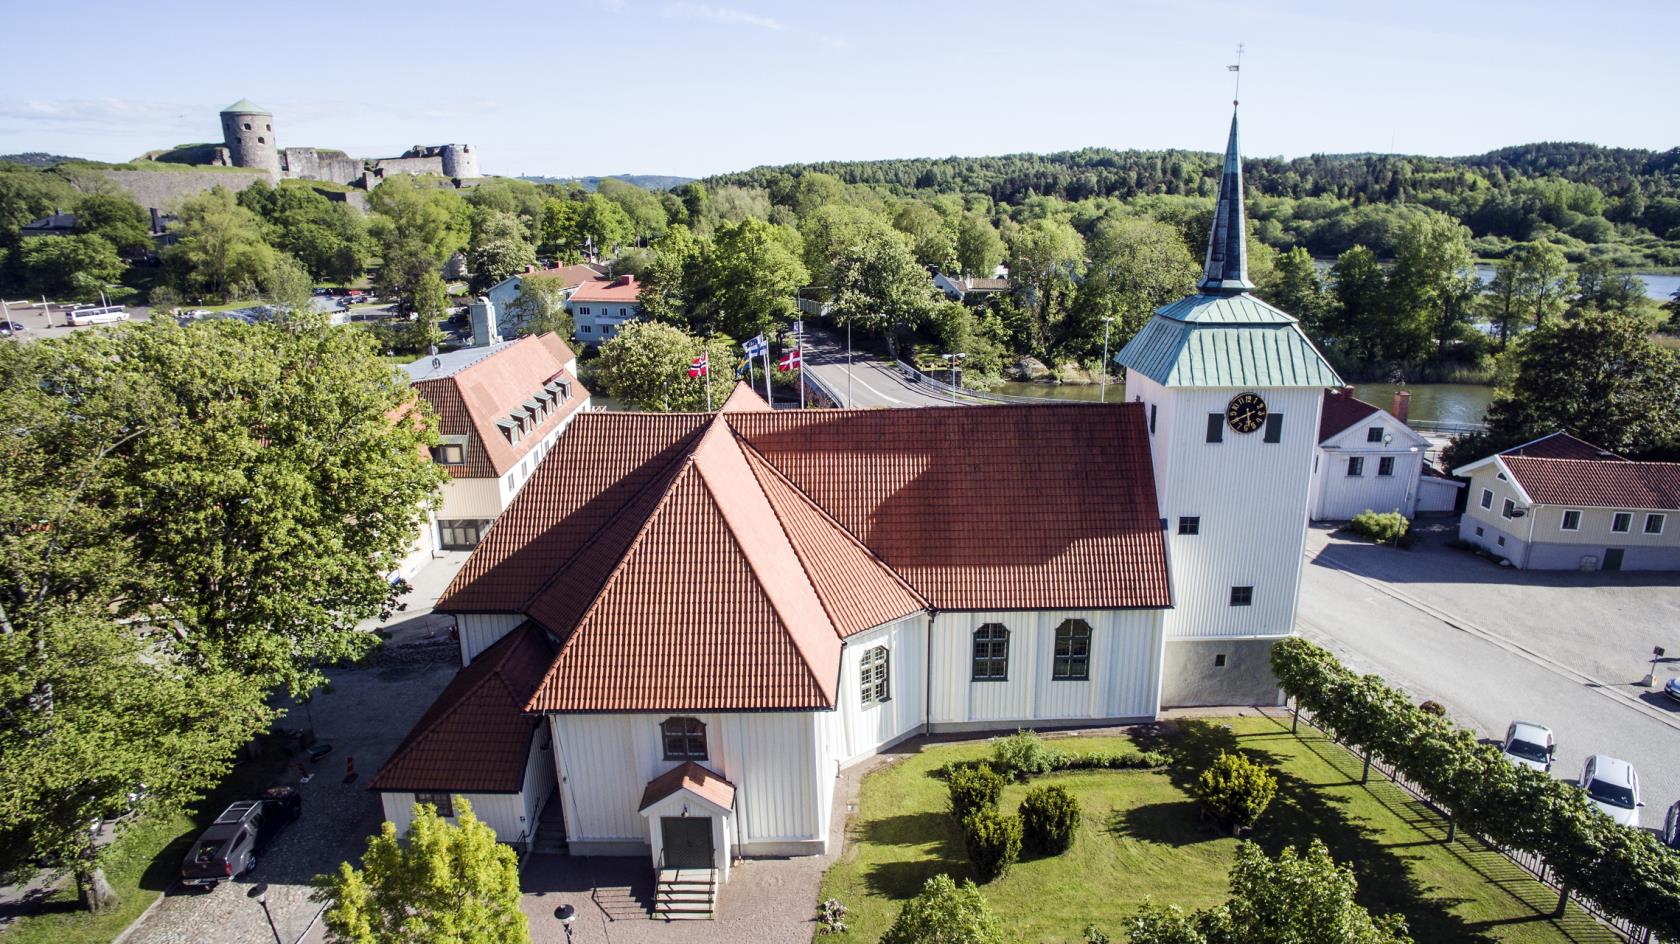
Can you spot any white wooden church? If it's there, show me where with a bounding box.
[370,106,1341,914]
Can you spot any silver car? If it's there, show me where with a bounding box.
[1579,754,1642,828]
[1500,721,1555,772]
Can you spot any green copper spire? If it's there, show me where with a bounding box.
[1199,107,1253,294]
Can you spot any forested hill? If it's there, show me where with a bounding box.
[705,142,1680,206]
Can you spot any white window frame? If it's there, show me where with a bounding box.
[859,646,890,707]
[1377,456,1395,477]
[1561,509,1582,531]
[1612,512,1633,533]
[1480,488,1493,510]
[1646,513,1666,535]
[1347,456,1364,477]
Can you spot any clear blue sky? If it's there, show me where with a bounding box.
[1,0,1674,179]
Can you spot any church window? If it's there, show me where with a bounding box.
[1502,499,1516,519]
[1377,457,1395,476]
[972,623,1009,681]
[1213,653,1227,667]
[1480,489,1493,510]
[1149,404,1157,435]
[1178,516,1200,535]
[860,646,890,707]
[1347,457,1364,477]
[661,717,707,760]
[1263,413,1283,443]
[1561,510,1581,531]
[1643,513,1664,534]
[1367,427,1384,443]
[1052,619,1091,681]
[415,792,454,817]
[1229,586,1253,607]
[1205,413,1223,443]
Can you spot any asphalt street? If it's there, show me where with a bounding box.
[1298,525,1680,827]
[799,327,966,408]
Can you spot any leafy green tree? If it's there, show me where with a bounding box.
[1571,259,1645,317]
[597,178,669,244]
[576,193,634,258]
[503,273,573,338]
[165,186,278,302]
[830,226,935,342]
[0,164,78,242]
[1484,241,1574,345]
[403,269,449,352]
[1449,311,1680,463]
[368,176,470,309]
[1326,245,1388,364]
[893,202,956,269]
[801,205,888,294]
[466,209,536,294]
[954,213,1005,279]
[464,177,545,242]
[319,798,527,944]
[595,320,737,411]
[73,192,152,255]
[1068,217,1198,355]
[538,196,585,261]
[1194,752,1278,831]
[881,874,1007,944]
[1263,246,1331,332]
[253,187,371,285]
[697,218,808,341]
[263,253,315,316]
[931,301,1008,378]
[1125,841,1411,944]
[639,224,705,324]
[18,234,126,301]
[1387,213,1477,360]
[1007,218,1085,356]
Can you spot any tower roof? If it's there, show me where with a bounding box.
[220,98,270,115]
[1200,108,1252,294]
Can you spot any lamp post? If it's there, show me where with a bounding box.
[556,903,577,943]
[1100,316,1118,403]
[247,883,284,944]
[939,353,966,404]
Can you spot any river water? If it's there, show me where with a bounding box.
[1472,265,1677,302]
[988,379,1494,425]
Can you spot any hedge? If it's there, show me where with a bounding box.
[961,806,1022,881]
[1349,510,1408,543]
[1273,636,1680,937]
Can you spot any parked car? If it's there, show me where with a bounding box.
[1663,801,1680,849]
[65,306,129,327]
[1663,676,1680,704]
[179,787,301,888]
[1500,721,1556,772]
[1578,754,1642,827]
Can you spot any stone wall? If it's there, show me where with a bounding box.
[367,156,448,178]
[98,168,272,213]
[1160,638,1283,708]
[281,148,360,185]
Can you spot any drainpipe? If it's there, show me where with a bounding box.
[923,608,938,737]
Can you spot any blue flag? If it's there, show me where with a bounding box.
[742,334,768,358]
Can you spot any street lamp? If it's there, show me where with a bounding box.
[247,882,284,944]
[1100,316,1117,403]
[939,353,966,404]
[556,903,577,943]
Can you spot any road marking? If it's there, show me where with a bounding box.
[1307,547,1680,736]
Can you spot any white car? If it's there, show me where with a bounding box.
[65,306,129,326]
[1579,754,1642,827]
[1500,721,1555,772]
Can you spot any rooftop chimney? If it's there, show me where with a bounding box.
[1392,389,1412,426]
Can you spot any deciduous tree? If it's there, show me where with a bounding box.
[164,187,277,301]
[594,320,738,412]
[503,273,573,339]
[697,218,808,341]
[881,874,1007,944]
[1068,217,1198,356]
[955,213,1006,280]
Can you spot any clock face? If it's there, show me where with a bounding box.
[1226,392,1268,434]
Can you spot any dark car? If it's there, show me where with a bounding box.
[179,787,301,888]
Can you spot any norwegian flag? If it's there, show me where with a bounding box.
[777,347,802,372]
[687,353,709,378]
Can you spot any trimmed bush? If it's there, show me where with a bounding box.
[961,806,1022,882]
[947,762,1004,820]
[1019,784,1080,854]
[881,875,1007,944]
[1350,509,1409,543]
[1194,751,1278,832]
[1051,750,1171,771]
[992,729,1055,780]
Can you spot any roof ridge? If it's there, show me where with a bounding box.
[517,418,711,617]
[734,433,929,626]
[1510,455,1680,467]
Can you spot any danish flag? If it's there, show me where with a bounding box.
[687,353,708,378]
[777,348,802,372]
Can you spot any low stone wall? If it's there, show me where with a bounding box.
[98,168,271,212]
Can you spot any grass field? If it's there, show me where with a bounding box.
[1,742,290,944]
[819,714,1620,944]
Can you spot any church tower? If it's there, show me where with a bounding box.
[1115,105,1341,707]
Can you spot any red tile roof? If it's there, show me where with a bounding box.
[1501,431,1626,461]
[410,334,587,478]
[439,386,1168,712]
[369,623,554,794]
[639,762,735,813]
[1502,456,1680,510]
[519,262,606,290]
[569,275,642,304]
[1318,388,1382,443]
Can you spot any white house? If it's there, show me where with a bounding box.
[400,334,590,553]
[475,262,607,346]
[373,106,1340,918]
[567,274,643,346]
[933,269,1009,302]
[1308,387,1431,520]
[1453,432,1680,571]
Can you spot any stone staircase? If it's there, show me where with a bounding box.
[653,868,717,920]
[530,790,568,855]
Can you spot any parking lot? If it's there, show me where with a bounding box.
[1300,521,1680,824]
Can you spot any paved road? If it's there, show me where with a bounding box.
[799,328,966,408]
[1298,524,1680,826]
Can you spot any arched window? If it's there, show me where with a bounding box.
[1053,619,1092,681]
[660,717,706,760]
[972,623,1009,681]
[860,645,890,707]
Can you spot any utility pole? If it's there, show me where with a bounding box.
[940,352,966,404]
[1100,316,1115,403]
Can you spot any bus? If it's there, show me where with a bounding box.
[65,306,130,326]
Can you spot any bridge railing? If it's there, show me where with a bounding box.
[893,360,1100,406]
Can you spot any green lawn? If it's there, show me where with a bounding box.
[820,715,1620,944]
[1,742,291,944]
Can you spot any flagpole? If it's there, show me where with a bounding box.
[762,347,772,406]
[798,329,805,410]
[706,349,713,412]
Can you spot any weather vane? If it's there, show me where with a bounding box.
[1229,43,1244,105]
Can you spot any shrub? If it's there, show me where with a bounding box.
[881,874,1007,944]
[1418,699,1446,717]
[1194,751,1278,832]
[1019,784,1080,854]
[815,897,847,934]
[1349,510,1409,544]
[992,729,1055,779]
[1050,750,1170,771]
[961,806,1022,882]
[947,763,1004,820]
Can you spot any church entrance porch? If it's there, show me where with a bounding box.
[659,818,713,870]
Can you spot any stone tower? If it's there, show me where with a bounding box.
[220,98,281,178]
[440,144,481,179]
